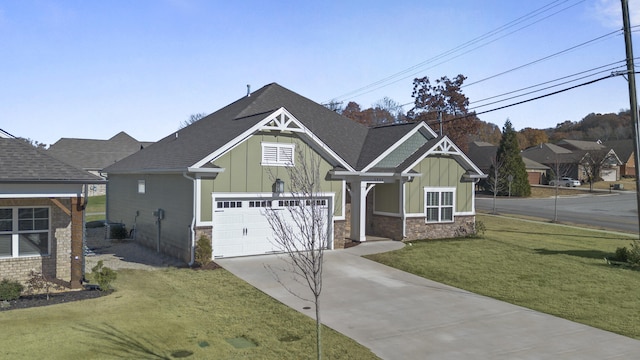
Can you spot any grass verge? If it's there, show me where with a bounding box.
[86,194,106,222]
[366,214,640,340]
[0,268,378,359]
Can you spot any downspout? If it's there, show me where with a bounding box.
[401,180,407,239]
[81,184,89,283]
[183,172,197,266]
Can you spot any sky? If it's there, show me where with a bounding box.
[2,0,640,146]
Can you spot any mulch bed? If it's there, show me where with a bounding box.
[1,289,111,311]
[191,261,222,271]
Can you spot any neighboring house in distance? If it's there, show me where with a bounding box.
[606,139,635,177]
[48,132,151,196]
[104,83,486,263]
[0,136,105,288]
[555,139,621,181]
[467,141,549,185]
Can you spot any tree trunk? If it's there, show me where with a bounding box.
[315,295,322,360]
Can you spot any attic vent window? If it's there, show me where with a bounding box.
[261,143,295,167]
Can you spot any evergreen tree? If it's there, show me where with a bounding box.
[495,120,530,197]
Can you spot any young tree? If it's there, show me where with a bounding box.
[495,120,530,197]
[548,157,574,222]
[582,149,614,192]
[263,150,329,360]
[407,74,480,152]
[486,155,507,214]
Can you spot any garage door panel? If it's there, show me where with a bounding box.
[212,197,330,258]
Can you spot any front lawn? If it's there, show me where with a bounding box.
[0,268,378,359]
[86,194,106,222]
[366,214,640,340]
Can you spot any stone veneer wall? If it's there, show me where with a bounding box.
[0,198,73,286]
[371,213,476,241]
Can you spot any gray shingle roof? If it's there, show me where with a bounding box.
[0,138,105,183]
[605,139,634,162]
[356,123,426,170]
[105,83,374,173]
[48,131,148,171]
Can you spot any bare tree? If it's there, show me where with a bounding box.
[263,150,329,360]
[486,155,507,214]
[179,112,207,129]
[548,157,574,222]
[581,149,615,192]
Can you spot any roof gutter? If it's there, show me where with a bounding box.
[105,167,225,176]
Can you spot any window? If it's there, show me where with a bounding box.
[261,143,295,166]
[425,188,455,223]
[0,207,50,258]
[138,180,146,194]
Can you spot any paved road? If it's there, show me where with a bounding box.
[218,241,640,359]
[477,191,639,234]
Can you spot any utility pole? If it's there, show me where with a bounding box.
[621,0,640,237]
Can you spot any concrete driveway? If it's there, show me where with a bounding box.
[217,241,640,359]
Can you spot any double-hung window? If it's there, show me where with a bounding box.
[0,207,50,258]
[261,142,295,166]
[424,188,455,223]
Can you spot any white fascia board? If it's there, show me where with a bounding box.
[190,107,354,171]
[402,136,485,176]
[361,122,434,172]
[0,183,84,197]
[186,167,225,174]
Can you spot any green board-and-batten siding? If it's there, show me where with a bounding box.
[405,156,472,214]
[199,132,344,222]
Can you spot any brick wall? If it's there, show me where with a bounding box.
[0,198,73,287]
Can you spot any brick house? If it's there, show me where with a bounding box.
[0,133,104,288]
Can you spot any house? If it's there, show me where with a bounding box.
[104,83,485,263]
[48,132,152,195]
[467,141,549,185]
[605,139,635,177]
[555,139,621,181]
[0,135,105,288]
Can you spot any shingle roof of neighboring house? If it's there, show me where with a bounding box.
[0,138,105,183]
[521,143,583,164]
[522,157,550,170]
[48,132,149,171]
[105,83,423,173]
[467,141,498,171]
[605,139,634,162]
[556,139,604,151]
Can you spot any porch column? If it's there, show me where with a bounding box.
[70,197,83,289]
[349,180,367,242]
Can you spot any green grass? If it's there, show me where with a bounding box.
[0,268,378,359]
[86,194,106,222]
[366,214,640,340]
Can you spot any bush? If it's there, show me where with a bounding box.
[26,271,63,300]
[109,223,128,240]
[627,240,640,268]
[195,235,213,266]
[0,279,24,301]
[612,247,629,262]
[91,260,117,291]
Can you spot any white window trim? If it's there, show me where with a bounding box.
[261,142,295,167]
[424,187,456,224]
[0,206,51,258]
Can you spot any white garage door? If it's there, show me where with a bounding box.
[212,198,330,258]
[601,168,617,182]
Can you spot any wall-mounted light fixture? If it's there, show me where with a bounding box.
[275,178,285,194]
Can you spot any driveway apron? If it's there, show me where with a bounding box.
[217,241,640,359]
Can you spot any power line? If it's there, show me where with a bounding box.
[423,73,620,127]
[327,0,585,103]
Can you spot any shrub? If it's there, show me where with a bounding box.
[109,223,128,240]
[26,271,63,300]
[0,279,24,301]
[474,220,486,237]
[627,240,640,268]
[91,260,117,291]
[195,235,213,266]
[612,247,629,262]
